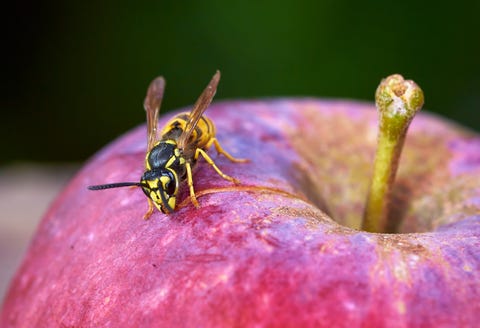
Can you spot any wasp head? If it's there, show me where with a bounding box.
[140,168,179,213]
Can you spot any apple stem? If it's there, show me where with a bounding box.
[362,74,424,233]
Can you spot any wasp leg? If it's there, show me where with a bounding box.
[195,148,240,184]
[207,138,249,163]
[143,198,155,220]
[186,162,200,208]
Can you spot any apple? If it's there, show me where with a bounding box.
[1,75,479,327]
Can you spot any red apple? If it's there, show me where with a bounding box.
[1,98,479,327]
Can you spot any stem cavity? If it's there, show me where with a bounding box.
[362,74,424,233]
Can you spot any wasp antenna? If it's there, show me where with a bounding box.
[88,182,143,190]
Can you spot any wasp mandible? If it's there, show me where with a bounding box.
[88,71,248,218]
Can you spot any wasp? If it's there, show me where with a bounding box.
[88,71,247,218]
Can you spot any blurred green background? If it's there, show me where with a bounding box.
[3,0,479,163]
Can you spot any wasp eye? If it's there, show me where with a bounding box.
[164,180,175,196]
[159,170,176,197]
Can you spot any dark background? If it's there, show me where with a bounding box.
[3,0,479,163]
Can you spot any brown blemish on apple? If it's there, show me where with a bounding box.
[273,206,335,228]
[375,234,429,257]
[368,237,426,288]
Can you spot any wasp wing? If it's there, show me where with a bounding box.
[177,70,220,150]
[144,76,166,153]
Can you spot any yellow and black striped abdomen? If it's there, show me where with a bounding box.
[160,112,216,150]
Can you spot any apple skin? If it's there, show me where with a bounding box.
[2,99,480,327]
